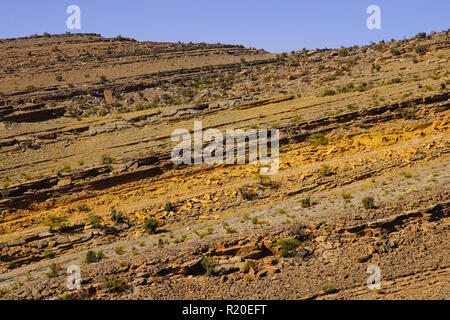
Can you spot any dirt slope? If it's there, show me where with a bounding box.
[0,31,448,300]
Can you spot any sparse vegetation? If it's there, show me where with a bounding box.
[103,278,128,293]
[415,45,427,55]
[320,164,332,177]
[43,250,55,258]
[164,202,176,212]
[100,154,115,165]
[46,263,62,278]
[143,217,159,234]
[416,32,427,39]
[273,238,302,251]
[322,284,338,294]
[62,293,73,300]
[403,172,413,178]
[310,133,328,147]
[362,196,375,209]
[0,288,10,298]
[401,107,417,120]
[57,165,71,175]
[321,89,336,97]
[85,250,105,264]
[110,207,125,224]
[44,215,68,231]
[86,214,103,228]
[201,256,216,275]
[242,261,257,273]
[387,77,402,85]
[225,227,237,234]
[342,193,353,203]
[0,28,447,300]
[301,197,311,208]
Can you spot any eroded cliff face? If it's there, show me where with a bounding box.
[0,31,448,300]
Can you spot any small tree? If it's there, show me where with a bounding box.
[201,256,216,276]
[44,215,68,231]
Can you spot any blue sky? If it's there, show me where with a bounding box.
[1,0,448,52]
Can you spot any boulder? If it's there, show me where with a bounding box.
[179,257,203,276]
[214,263,238,276]
[104,89,114,104]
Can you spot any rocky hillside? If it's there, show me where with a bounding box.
[0,31,448,300]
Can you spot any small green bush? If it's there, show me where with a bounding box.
[301,197,311,208]
[85,250,104,264]
[416,32,427,39]
[403,172,413,178]
[164,202,176,212]
[320,164,332,177]
[310,133,328,147]
[201,256,216,275]
[278,248,290,257]
[62,293,73,300]
[387,78,401,85]
[415,45,427,55]
[322,89,336,97]
[342,193,353,203]
[400,108,417,120]
[103,278,128,293]
[100,154,115,165]
[225,227,237,234]
[322,284,338,294]
[43,250,55,258]
[46,263,62,278]
[0,288,10,298]
[242,261,257,273]
[274,238,302,251]
[362,196,375,209]
[86,214,102,228]
[44,215,68,231]
[110,207,124,224]
[143,218,159,234]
